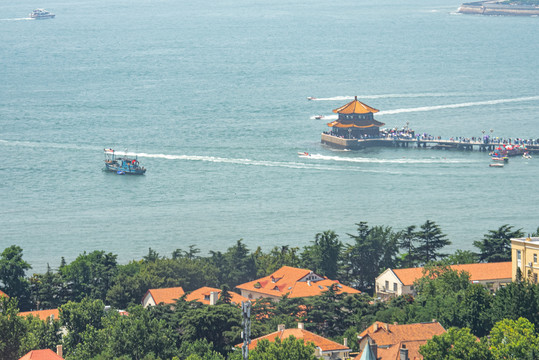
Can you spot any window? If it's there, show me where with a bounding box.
[385,280,389,290]
[534,273,538,283]
[393,283,398,292]
[534,254,537,263]
[517,250,522,267]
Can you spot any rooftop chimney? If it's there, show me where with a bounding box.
[400,344,409,360]
[56,345,63,358]
[373,322,379,332]
[298,322,305,330]
[278,324,285,331]
[209,291,218,306]
[343,337,348,347]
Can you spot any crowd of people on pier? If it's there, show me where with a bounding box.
[323,127,539,146]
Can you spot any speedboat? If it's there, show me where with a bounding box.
[523,152,532,159]
[314,115,324,119]
[298,152,310,157]
[307,97,317,101]
[489,163,504,168]
[492,156,508,163]
[29,9,55,19]
[103,148,146,175]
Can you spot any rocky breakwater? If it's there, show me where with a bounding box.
[458,1,539,15]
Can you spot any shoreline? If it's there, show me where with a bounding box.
[458,1,539,15]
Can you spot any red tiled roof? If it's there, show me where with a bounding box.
[19,349,64,360]
[238,328,350,353]
[144,286,185,305]
[19,309,59,322]
[0,289,8,298]
[393,262,512,286]
[358,321,445,345]
[356,322,446,360]
[236,266,360,298]
[185,286,248,305]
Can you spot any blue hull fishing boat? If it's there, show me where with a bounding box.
[103,148,146,175]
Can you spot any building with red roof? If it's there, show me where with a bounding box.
[0,289,8,298]
[142,286,185,308]
[355,321,446,360]
[19,347,64,360]
[375,262,511,299]
[19,309,60,322]
[236,266,360,301]
[237,323,351,359]
[185,286,248,306]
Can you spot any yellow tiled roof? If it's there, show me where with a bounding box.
[393,262,512,286]
[333,97,380,114]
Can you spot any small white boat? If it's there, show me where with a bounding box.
[314,115,324,119]
[523,153,532,159]
[307,97,317,101]
[489,163,504,168]
[30,9,55,19]
[298,152,310,157]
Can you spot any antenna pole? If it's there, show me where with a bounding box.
[241,301,251,360]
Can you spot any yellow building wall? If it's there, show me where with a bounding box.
[511,239,539,282]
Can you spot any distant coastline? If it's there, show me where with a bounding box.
[458,1,539,15]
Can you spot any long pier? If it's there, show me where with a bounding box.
[321,133,539,153]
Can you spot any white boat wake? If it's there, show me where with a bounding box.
[307,93,469,101]
[378,96,539,115]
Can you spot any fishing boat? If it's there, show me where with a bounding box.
[29,9,55,19]
[103,148,146,175]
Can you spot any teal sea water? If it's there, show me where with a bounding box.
[1,0,538,272]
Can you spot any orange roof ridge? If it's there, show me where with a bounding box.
[238,328,350,352]
[19,349,64,360]
[332,97,380,114]
[19,309,59,321]
[145,286,185,305]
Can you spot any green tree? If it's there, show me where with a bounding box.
[0,297,27,360]
[175,303,242,355]
[103,305,179,360]
[60,298,105,355]
[396,225,419,268]
[253,246,301,277]
[29,264,66,310]
[179,339,225,360]
[301,230,342,279]
[442,250,478,265]
[415,220,451,264]
[420,327,492,360]
[0,245,31,309]
[341,222,398,293]
[19,313,62,356]
[60,250,118,302]
[490,281,539,326]
[489,317,539,360]
[474,225,524,263]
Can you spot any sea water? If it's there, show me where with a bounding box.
[1,0,538,272]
